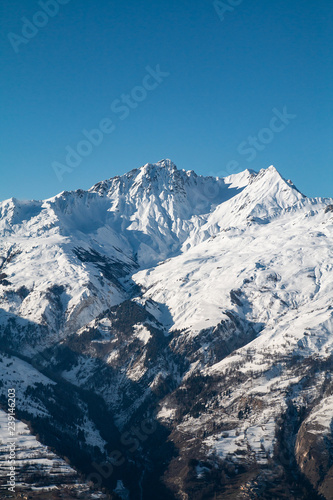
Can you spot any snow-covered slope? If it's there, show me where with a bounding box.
[0,160,254,352]
[1,159,333,499]
[0,409,104,497]
[88,159,255,264]
[134,182,332,334]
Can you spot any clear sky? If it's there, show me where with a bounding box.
[1,0,332,201]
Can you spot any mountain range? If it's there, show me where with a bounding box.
[0,159,333,499]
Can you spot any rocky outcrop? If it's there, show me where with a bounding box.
[295,396,333,500]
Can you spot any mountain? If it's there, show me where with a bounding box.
[0,406,108,499]
[0,159,333,499]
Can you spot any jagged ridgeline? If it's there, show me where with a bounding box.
[0,160,333,499]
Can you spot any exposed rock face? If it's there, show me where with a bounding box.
[295,396,333,500]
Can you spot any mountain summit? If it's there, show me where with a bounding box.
[1,161,333,499]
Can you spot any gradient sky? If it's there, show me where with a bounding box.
[1,0,332,201]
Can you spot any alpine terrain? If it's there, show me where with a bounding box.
[0,159,333,500]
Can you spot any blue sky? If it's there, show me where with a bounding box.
[1,0,332,201]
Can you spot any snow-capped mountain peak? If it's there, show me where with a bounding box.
[1,160,333,499]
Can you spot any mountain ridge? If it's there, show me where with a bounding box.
[0,160,333,499]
